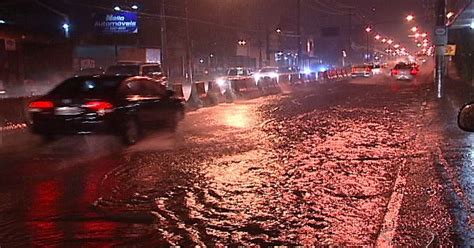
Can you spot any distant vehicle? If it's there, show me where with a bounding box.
[253,67,279,83]
[351,65,372,78]
[390,63,418,80]
[28,76,184,145]
[106,63,167,86]
[74,67,105,77]
[371,64,383,75]
[0,80,5,95]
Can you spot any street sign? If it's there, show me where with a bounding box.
[445,44,457,56]
[434,26,448,45]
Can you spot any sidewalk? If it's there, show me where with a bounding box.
[436,67,474,246]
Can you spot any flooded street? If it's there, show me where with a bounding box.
[0,74,471,246]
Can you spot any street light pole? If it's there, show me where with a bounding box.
[366,32,369,62]
[365,27,371,62]
[160,0,167,75]
[184,0,193,83]
[297,0,302,67]
[434,0,447,98]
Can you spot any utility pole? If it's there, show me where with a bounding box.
[160,0,167,75]
[434,0,447,98]
[297,0,302,67]
[366,32,369,62]
[184,0,193,83]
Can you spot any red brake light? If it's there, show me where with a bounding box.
[391,69,399,75]
[366,67,372,72]
[29,101,54,110]
[84,101,113,111]
[410,69,418,75]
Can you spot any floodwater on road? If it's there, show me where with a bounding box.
[0,75,467,246]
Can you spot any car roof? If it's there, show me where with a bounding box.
[115,62,161,66]
[71,75,150,82]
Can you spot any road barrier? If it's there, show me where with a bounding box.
[0,70,350,134]
[0,97,34,134]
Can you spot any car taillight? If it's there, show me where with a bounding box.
[352,68,356,73]
[84,101,114,112]
[391,69,399,75]
[29,101,54,111]
[410,69,418,75]
[366,67,372,72]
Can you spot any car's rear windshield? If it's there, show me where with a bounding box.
[228,69,249,76]
[106,65,140,76]
[49,77,123,97]
[395,64,412,69]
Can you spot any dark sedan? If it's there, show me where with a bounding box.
[28,76,184,145]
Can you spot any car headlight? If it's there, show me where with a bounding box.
[253,73,262,82]
[269,72,278,79]
[216,78,227,87]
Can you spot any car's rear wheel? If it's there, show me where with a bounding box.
[122,118,140,145]
[167,109,184,131]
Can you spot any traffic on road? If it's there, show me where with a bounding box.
[0,0,473,246]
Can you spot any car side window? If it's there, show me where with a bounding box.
[143,80,166,97]
[117,80,146,100]
[142,66,162,77]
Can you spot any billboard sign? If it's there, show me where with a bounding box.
[94,12,138,34]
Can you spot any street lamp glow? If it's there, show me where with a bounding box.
[447,12,454,19]
[414,33,421,38]
[406,14,415,22]
[423,38,429,43]
[113,6,121,11]
[394,44,400,48]
[131,4,139,10]
[421,33,428,38]
[375,34,381,40]
[62,23,70,38]
[381,38,387,43]
[276,28,282,34]
[417,43,422,47]
[238,40,247,46]
[411,26,418,33]
[365,27,372,33]
[470,22,474,29]
[387,39,393,44]
[0,20,5,24]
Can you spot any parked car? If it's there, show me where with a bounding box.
[28,75,184,145]
[390,63,418,80]
[0,80,5,96]
[351,65,373,78]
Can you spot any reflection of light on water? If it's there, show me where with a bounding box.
[222,105,253,128]
[461,134,474,206]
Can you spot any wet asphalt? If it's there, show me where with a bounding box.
[0,71,472,247]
